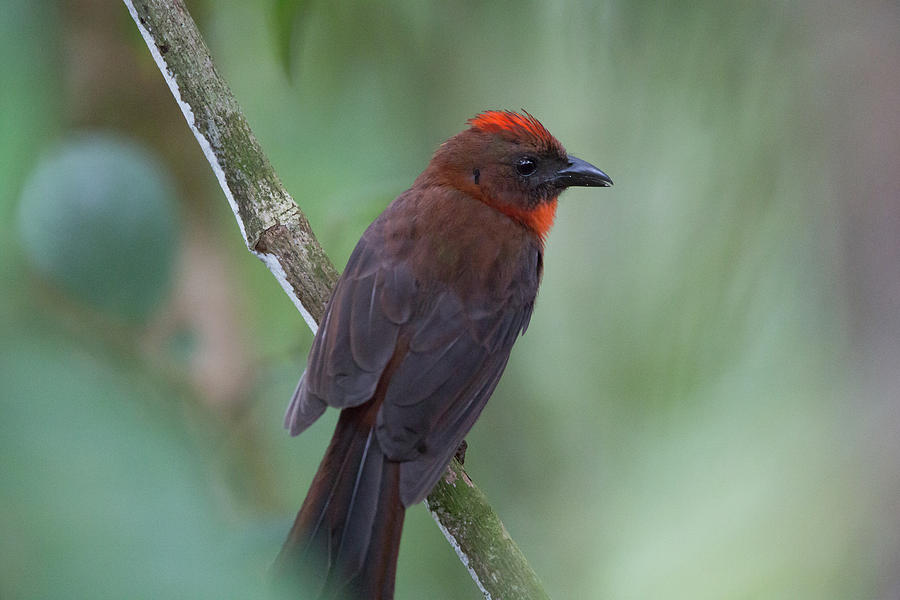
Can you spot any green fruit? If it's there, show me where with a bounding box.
[16,133,179,320]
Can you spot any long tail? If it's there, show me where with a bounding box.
[273,401,405,600]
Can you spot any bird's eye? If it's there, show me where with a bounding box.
[516,157,537,177]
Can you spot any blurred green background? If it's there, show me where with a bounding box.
[3,0,899,598]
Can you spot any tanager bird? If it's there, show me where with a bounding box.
[273,110,612,599]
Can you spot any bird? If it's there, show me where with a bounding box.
[272,110,612,599]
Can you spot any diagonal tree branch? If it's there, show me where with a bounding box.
[124,0,336,332]
[123,2,550,598]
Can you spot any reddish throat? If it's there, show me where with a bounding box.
[496,199,558,243]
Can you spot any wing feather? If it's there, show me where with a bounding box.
[376,283,535,505]
[285,227,413,436]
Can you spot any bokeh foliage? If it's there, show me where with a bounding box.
[2,0,898,598]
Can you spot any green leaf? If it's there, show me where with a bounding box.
[270,0,313,75]
[0,333,291,599]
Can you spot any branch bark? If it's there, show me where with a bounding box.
[123,2,551,598]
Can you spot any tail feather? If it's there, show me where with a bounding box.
[356,462,404,599]
[274,402,405,600]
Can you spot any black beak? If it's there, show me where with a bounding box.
[554,155,613,188]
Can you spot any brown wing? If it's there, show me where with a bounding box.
[377,277,538,506]
[284,222,416,436]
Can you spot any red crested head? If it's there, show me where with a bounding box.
[467,110,562,155]
[420,110,612,243]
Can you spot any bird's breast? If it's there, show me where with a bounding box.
[378,187,541,312]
